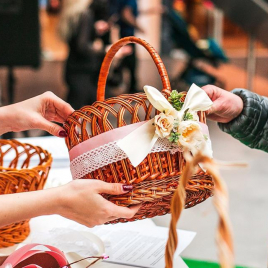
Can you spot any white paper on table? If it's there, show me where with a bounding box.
[0,215,195,268]
[91,224,196,268]
[93,258,187,268]
[0,216,158,261]
[28,216,162,268]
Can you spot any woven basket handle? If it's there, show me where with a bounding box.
[97,36,171,101]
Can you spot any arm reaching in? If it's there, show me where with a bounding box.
[0,180,140,228]
[202,85,268,152]
[0,91,74,137]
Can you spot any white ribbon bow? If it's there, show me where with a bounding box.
[117,84,213,167]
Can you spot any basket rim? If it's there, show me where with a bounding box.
[0,139,52,171]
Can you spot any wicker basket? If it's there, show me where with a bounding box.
[0,140,52,248]
[64,37,214,223]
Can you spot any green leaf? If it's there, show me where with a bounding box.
[184,113,194,121]
[168,90,184,111]
[168,131,180,143]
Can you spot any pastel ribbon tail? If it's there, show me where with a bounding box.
[189,137,213,159]
[204,138,213,159]
[190,136,213,172]
[117,119,158,167]
[198,122,213,159]
[144,85,175,112]
[180,83,213,116]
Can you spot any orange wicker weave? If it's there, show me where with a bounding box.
[64,37,214,223]
[0,139,52,248]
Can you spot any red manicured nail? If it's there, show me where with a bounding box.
[59,130,67,137]
[122,185,133,191]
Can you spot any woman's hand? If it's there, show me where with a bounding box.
[0,180,140,228]
[0,91,74,137]
[202,85,244,123]
[58,180,141,226]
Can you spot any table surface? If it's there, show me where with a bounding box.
[1,136,255,267]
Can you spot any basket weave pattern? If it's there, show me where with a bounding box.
[64,37,214,223]
[0,140,52,248]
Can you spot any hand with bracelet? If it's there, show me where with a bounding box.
[0,91,140,228]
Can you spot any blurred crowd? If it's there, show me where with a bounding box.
[42,0,226,110]
[50,0,163,110]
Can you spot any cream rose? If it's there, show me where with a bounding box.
[177,121,204,151]
[154,112,174,138]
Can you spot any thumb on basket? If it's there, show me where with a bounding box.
[95,181,133,195]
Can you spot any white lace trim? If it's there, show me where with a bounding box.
[70,138,182,179]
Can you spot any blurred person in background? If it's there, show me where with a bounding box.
[115,0,144,94]
[58,0,112,110]
[113,0,164,94]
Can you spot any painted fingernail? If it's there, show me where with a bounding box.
[59,130,67,137]
[122,185,133,191]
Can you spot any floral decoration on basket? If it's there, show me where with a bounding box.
[0,140,52,248]
[64,36,214,224]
